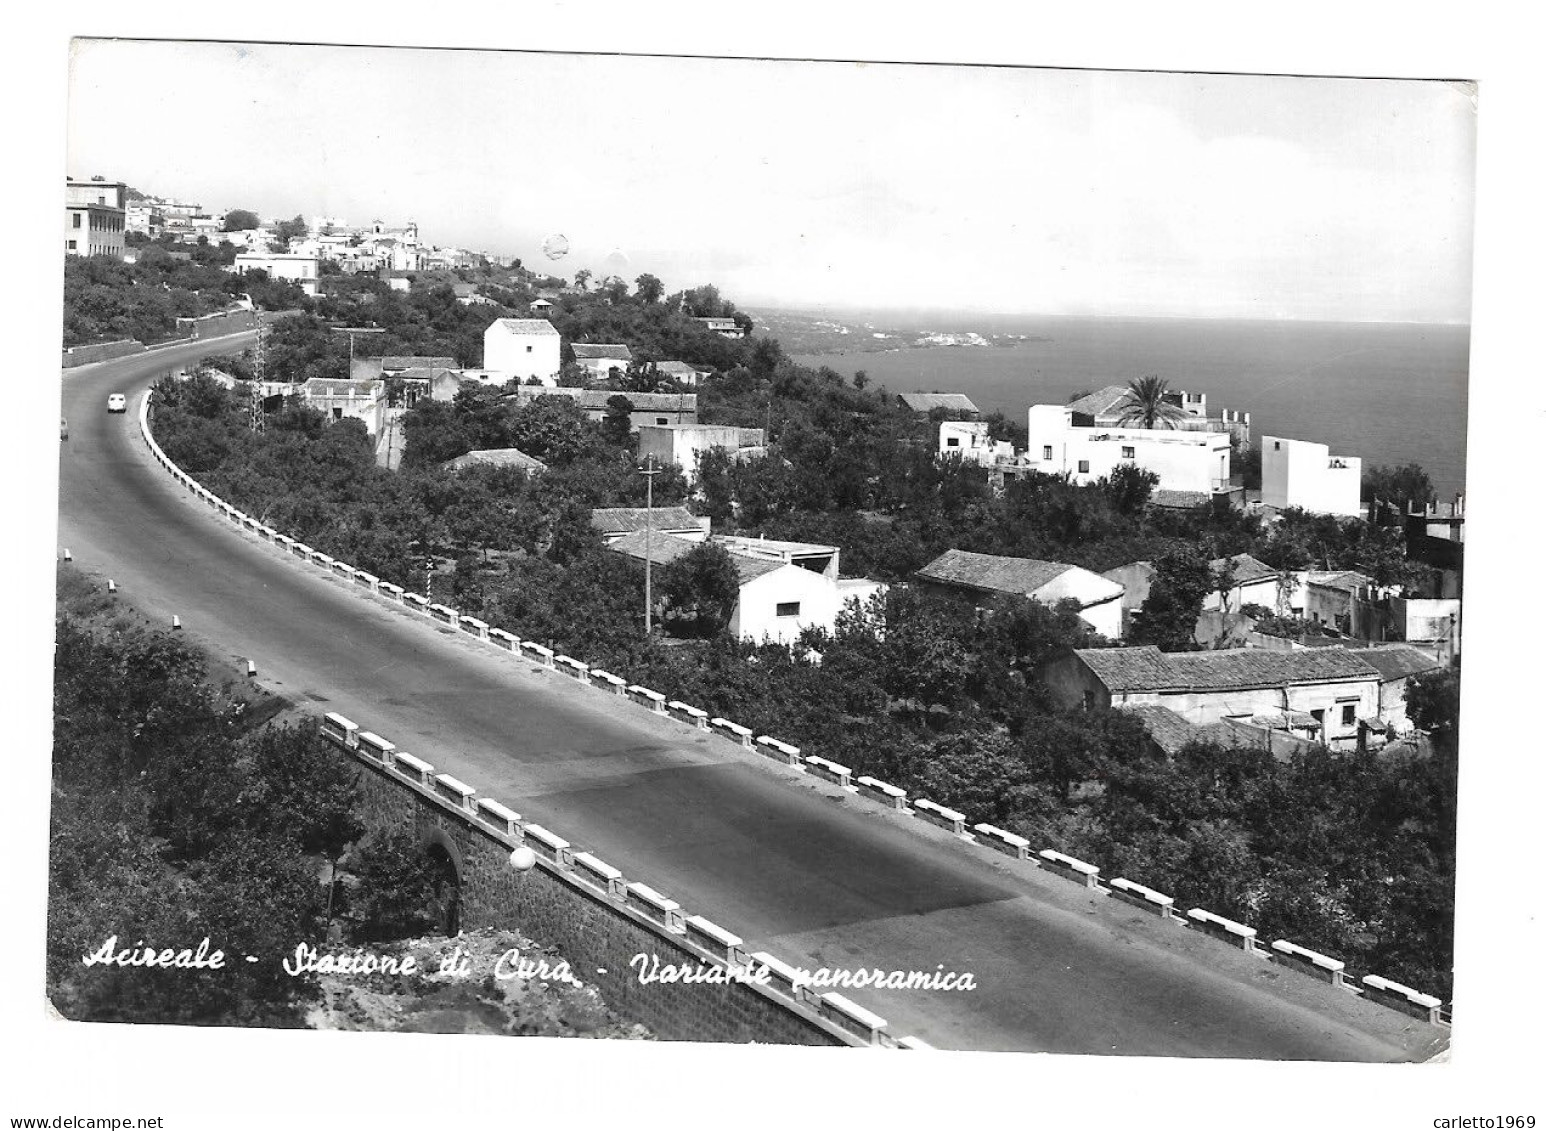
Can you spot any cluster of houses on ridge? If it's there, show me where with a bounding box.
[293,362,1458,757]
[931,384,1364,518]
[284,314,733,471]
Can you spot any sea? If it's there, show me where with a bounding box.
[789,313,1471,499]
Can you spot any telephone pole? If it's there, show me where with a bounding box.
[249,320,267,432]
[640,454,661,638]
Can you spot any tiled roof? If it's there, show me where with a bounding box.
[1306,570,1374,594]
[578,391,695,411]
[381,355,456,370]
[897,392,979,413]
[441,447,548,473]
[573,344,633,360]
[590,507,704,534]
[1064,385,1132,417]
[1343,645,1443,682]
[607,530,782,584]
[1150,489,1212,509]
[391,367,460,383]
[490,318,560,336]
[917,549,1073,596]
[655,360,708,375]
[1074,644,1382,693]
[1211,553,1279,586]
[1118,704,1204,757]
[300,378,381,397]
[504,388,697,412]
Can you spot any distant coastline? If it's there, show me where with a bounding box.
[785,314,1470,498]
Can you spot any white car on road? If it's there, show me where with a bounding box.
[107,393,127,413]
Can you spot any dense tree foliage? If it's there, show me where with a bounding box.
[62,248,303,346]
[1130,547,1212,650]
[48,567,461,1025]
[1363,462,1437,508]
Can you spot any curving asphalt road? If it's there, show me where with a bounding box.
[56,340,1447,1059]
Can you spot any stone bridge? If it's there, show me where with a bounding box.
[327,715,892,1048]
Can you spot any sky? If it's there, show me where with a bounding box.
[66,41,1476,322]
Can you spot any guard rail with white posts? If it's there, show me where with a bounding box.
[711,718,754,749]
[139,387,1452,1034]
[756,735,802,767]
[804,755,855,790]
[1186,908,1260,954]
[306,708,909,1048]
[973,823,1031,861]
[1107,877,1175,919]
[913,799,969,838]
[855,776,910,811]
[1038,849,1102,890]
[1270,940,1345,987]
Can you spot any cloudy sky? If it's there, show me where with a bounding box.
[66,41,1475,322]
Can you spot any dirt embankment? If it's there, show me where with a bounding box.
[305,928,653,1039]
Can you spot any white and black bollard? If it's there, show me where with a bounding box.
[62,548,72,562]
[107,579,117,594]
[171,615,182,630]
[246,660,256,677]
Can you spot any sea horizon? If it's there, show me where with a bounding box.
[776,309,1471,499]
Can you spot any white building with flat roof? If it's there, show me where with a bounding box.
[1025,404,1231,494]
[1261,435,1362,517]
[65,178,127,258]
[939,421,1014,465]
[637,424,766,484]
[483,318,562,385]
[232,252,321,296]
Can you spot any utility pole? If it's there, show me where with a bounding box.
[640,454,661,638]
[249,320,266,432]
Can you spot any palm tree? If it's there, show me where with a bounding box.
[1113,375,1189,430]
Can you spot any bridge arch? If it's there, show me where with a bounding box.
[419,826,463,936]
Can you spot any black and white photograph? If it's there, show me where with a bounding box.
[9,7,1540,1129]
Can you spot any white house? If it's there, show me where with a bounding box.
[1101,552,1284,638]
[1025,403,1232,494]
[637,424,766,484]
[1203,553,1282,614]
[1344,645,1444,736]
[1043,646,1386,751]
[653,360,711,388]
[483,319,562,385]
[1261,435,1362,517]
[916,548,1126,639]
[298,378,386,435]
[232,252,321,296]
[606,531,883,646]
[938,420,1015,465]
[694,316,745,339]
[573,344,634,382]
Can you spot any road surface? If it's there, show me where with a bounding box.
[55,339,1446,1059]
